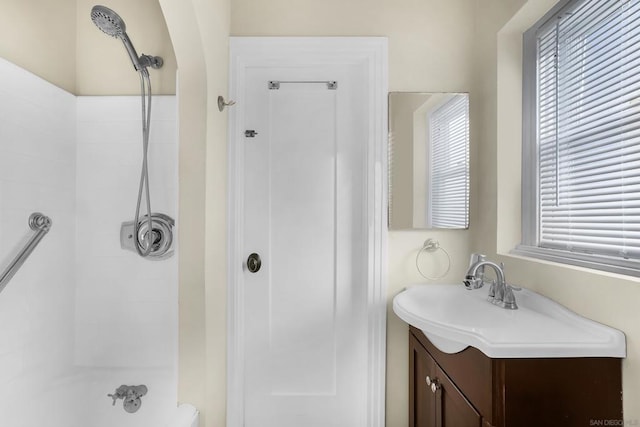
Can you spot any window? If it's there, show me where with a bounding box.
[427,94,470,228]
[519,0,640,276]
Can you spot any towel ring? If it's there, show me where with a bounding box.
[415,238,451,280]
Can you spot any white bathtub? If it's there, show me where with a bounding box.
[169,404,199,427]
[0,54,183,427]
[0,367,193,427]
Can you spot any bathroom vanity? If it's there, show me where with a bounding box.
[393,284,626,427]
[409,325,622,427]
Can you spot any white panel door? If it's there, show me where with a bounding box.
[241,66,368,427]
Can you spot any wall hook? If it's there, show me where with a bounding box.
[218,96,236,112]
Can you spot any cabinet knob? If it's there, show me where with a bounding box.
[426,375,441,393]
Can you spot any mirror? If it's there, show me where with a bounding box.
[388,92,469,230]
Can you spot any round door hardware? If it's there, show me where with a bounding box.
[426,376,432,386]
[247,253,262,273]
[430,380,441,394]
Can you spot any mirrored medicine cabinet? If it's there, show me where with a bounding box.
[388,92,470,230]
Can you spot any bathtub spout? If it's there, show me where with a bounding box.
[108,384,148,413]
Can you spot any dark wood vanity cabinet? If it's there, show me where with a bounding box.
[409,326,623,427]
[410,330,482,427]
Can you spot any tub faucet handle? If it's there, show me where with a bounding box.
[108,385,128,405]
[108,392,120,406]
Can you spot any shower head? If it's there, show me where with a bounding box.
[90,5,163,71]
[91,5,126,38]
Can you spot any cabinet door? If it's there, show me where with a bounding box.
[410,333,437,427]
[435,365,482,427]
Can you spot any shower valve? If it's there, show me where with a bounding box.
[120,213,175,260]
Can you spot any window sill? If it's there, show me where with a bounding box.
[510,245,640,279]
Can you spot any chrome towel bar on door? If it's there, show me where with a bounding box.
[0,212,52,294]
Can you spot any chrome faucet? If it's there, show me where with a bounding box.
[108,384,148,413]
[464,255,518,309]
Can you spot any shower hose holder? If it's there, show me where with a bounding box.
[137,53,163,70]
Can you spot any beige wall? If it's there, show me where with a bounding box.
[476,0,640,419]
[0,0,176,96]
[194,0,230,424]
[76,0,177,95]
[232,1,476,425]
[157,0,230,426]
[0,0,77,93]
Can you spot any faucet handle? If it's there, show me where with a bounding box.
[107,393,119,406]
[501,286,518,309]
[507,283,522,291]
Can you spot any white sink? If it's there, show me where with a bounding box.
[393,284,626,358]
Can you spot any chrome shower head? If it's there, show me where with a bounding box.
[91,5,126,38]
[90,5,163,71]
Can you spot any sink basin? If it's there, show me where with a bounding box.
[393,284,626,358]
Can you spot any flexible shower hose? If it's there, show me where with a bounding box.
[133,68,154,257]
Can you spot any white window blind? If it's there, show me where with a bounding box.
[428,95,469,228]
[529,0,640,268]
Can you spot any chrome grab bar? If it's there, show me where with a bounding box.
[0,212,52,294]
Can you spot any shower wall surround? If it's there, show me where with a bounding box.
[0,56,178,427]
[0,55,77,426]
[75,96,178,368]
